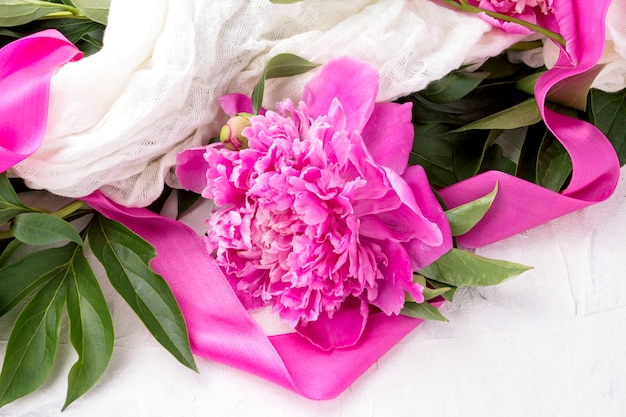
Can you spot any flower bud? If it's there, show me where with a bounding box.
[220,113,251,151]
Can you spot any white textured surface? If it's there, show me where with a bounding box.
[1,169,626,416]
[3,1,626,414]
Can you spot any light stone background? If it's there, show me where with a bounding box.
[1,166,625,417]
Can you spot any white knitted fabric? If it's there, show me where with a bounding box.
[10,0,623,207]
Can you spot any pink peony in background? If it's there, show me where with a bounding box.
[467,0,555,34]
[475,0,553,15]
[176,57,452,349]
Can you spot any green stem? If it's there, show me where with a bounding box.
[20,0,83,17]
[0,230,12,240]
[51,200,86,219]
[441,0,566,47]
[38,12,89,20]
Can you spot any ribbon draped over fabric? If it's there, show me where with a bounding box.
[0,30,82,173]
[0,0,619,400]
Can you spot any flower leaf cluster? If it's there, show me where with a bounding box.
[0,174,196,409]
[0,0,108,55]
[402,54,626,194]
[402,183,531,322]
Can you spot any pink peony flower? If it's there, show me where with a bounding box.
[467,0,555,34]
[176,57,452,350]
[477,0,553,15]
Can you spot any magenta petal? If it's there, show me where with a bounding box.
[383,167,443,246]
[401,165,452,269]
[477,12,534,34]
[175,147,209,194]
[218,93,253,116]
[295,297,368,351]
[368,240,416,315]
[366,203,440,244]
[361,102,414,175]
[302,57,378,134]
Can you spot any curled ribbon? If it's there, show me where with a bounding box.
[438,0,619,247]
[82,192,430,399]
[0,30,82,173]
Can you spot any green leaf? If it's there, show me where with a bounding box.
[515,122,544,183]
[515,71,544,96]
[453,98,542,132]
[0,0,68,27]
[536,132,572,192]
[419,248,531,287]
[427,279,457,302]
[479,143,517,176]
[64,246,114,409]
[87,215,197,372]
[409,124,458,187]
[69,0,109,24]
[177,189,201,219]
[401,301,448,322]
[445,183,498,236]
[589,88,626,165]
[11,212,83,246]
[0,238,23,267]
[0,16,104,55]
[37,17,103,43]
[478,53,528,79]
[0,245,75,316]
[0,274,66,407]
[251,53,318,114]
[452,129,497,181]
[422,71,489,104]
[0,173,31,225]
[422,286,453,301]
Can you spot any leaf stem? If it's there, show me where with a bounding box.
[441,0,566,47]
[0,230,12,240]
[51,200,86,219]
[38,12,89,20]
[20,0,84,17]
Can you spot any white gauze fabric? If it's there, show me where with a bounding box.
[592,0,626,92]
[11,0,537,207]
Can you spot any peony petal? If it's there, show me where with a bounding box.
[175,147,209,194]
[368,240,417,315]
[401,165,453,269]
[360,102,414,175]
[295,296,368,351]
[382,167,443,246]
[218,93,253,115]
[302,57,378,134]
[360,203,441,245]
[352,189,401,217]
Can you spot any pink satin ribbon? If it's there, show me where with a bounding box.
[81,192,430,399]
[439,0,619,247]
[0,30,82,173]
[0,0,620,400]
